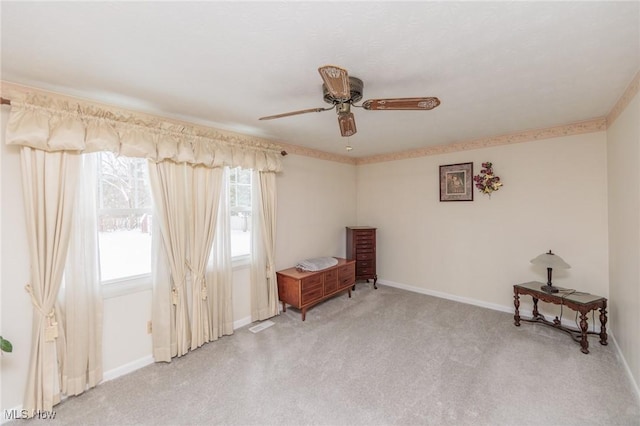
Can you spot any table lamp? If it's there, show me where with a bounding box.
[530,250,571,293]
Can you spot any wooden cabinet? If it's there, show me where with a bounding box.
[276,258,355,321]
[346,226,378,289]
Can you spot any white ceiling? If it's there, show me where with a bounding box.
[2,1,639,158]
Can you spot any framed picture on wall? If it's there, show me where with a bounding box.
[439,162,474,202]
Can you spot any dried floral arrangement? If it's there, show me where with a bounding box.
[473,162,503,196]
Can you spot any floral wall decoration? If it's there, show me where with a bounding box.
[473,162,503,196]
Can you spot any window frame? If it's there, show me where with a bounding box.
[97,161,255,298]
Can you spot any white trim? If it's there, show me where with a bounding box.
[231,254,251,270]
[610,332,640,404]
[102,275,152,299]
[379,278,511,314]
[102,355,154,382]
[378,278,640,402]
[233,315,253,330]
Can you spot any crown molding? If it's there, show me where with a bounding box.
[276,142,357,165]
[355,117,607,165]
[607,70,640,127]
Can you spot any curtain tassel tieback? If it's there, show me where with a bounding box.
[266,264,273,280]
[196,275,207,301]
[25,284,58,342]
[201,285,208,301]
[172,274,189,305]
[188,261,207,301]
[171,287,179,305]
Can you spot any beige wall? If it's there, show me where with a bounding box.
[275,154,357,268]
[607,91,640,392]
[357,133,610,314]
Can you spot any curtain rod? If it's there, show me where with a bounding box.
[0,96,287,156]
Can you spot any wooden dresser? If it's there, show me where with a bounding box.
[346,226,378,289]
[276,258,356,321]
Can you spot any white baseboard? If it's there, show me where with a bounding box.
[380,279,590,329]
[102,355,154,382]
[378,278,640,402]
[610,332,640,404]
[233,315,252,330]
[96,316,251,386]
[380,278,512,313]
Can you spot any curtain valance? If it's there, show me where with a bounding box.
[5,94,283,172]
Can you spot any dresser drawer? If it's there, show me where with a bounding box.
[338,263,356,288]
[354,230,375,238]
[355,245,374,253]
[357,267,375,277]
[357,260,374,268]
[356,252,374,261]
[301,274,323,291]
[324,269,338,294]
[301,286,324,304]
[356,242,376,251]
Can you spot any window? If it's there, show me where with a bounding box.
[96,159,250,282]
[229,167,252,258]
[97,152,152,282]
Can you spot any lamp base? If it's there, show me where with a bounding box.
[540,284,560,293]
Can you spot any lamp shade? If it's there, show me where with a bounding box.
[530,250,571,269]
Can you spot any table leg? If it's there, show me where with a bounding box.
[348,289,352,298]
[302,308,306,322]
[599,301,608,346]
[579,312,590,354]
[282,301,286,312]
[532,297,539,318]
[373,275,378,290]
[514,292,521,326]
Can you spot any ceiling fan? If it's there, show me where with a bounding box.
[259,65,441,137]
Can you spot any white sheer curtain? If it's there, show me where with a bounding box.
[188,166,224,349]
[206,167,234,339]
[21,147,80,416]
[60,153,103,395]
[250,171,279,321]
[150,212,174,362]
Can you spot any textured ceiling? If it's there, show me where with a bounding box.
[1,2,639,158]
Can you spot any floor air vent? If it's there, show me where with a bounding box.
[249,320,275,334]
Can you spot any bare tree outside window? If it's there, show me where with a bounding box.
[229,167,252,257]
[97,152,152,281]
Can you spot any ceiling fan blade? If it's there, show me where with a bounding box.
[337,112,357,137]
[318,65,351,100]
[259,107,332,120]
[362,97,441,111]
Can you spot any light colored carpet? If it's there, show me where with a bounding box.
[14,284,640,425]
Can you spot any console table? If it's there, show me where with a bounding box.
[276,258,356,321]
[513,281,608,354]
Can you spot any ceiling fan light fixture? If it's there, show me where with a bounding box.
[338,112,357,137]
